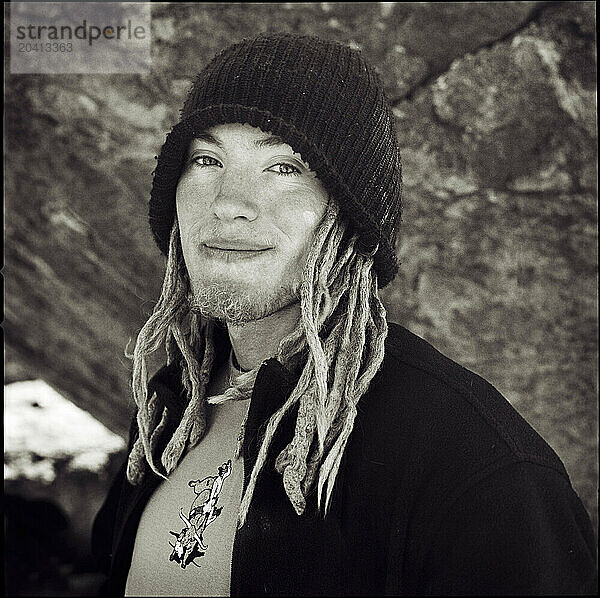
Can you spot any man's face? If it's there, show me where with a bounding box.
[176,123,329,324]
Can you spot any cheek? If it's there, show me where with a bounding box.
[300,209,322,227]
[283,208,325,260]
[176,179,200,216]
[298,210,323,247]
[175,181,210,240]
[175,182,191,225]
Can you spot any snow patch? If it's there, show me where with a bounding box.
[4,380,126,481]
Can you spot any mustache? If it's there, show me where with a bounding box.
[192,223,277,248]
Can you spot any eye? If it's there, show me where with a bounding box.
[189,154,222,168]
[267,163,301,177]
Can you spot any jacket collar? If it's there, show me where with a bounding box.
[242,358,300,478]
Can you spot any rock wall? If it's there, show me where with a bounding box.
[5,2,597,537]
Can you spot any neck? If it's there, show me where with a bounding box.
[226,302,301,371]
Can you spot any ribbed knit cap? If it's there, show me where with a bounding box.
[150,33,402,287]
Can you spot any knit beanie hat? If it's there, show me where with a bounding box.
[149,33,402,288]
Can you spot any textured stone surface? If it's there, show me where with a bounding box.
[5,2,597,535]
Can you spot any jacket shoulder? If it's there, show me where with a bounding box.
[365,322,568,477]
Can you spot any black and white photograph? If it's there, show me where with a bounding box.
[4,2,598,596]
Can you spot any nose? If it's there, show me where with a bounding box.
[212,166,259,222]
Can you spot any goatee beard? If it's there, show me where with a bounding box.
[189,280,300,325]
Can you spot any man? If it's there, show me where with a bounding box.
[93,33,597,595]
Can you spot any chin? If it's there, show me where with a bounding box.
[189,278,300,325]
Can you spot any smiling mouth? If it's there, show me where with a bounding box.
[202,244,272,260]
[205,245,269,251]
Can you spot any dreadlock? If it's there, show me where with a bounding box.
[126,202,388,527]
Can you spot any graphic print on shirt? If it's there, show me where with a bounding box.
[168,459,232,569]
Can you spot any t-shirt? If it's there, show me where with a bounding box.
[125,366,250,597]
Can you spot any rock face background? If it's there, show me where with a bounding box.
[5,1,597,590]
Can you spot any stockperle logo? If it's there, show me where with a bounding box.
[10,2,151,74]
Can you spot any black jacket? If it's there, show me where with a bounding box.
[92,322,597,595]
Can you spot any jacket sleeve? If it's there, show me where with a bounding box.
[91,459,127,576]
[91,416,138,579]
[421,461,598,595]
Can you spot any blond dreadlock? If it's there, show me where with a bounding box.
[126,203,388,527]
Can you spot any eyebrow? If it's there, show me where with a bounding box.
[190,132,291,151]
[253,134,290,149]
[191,131,223,148]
